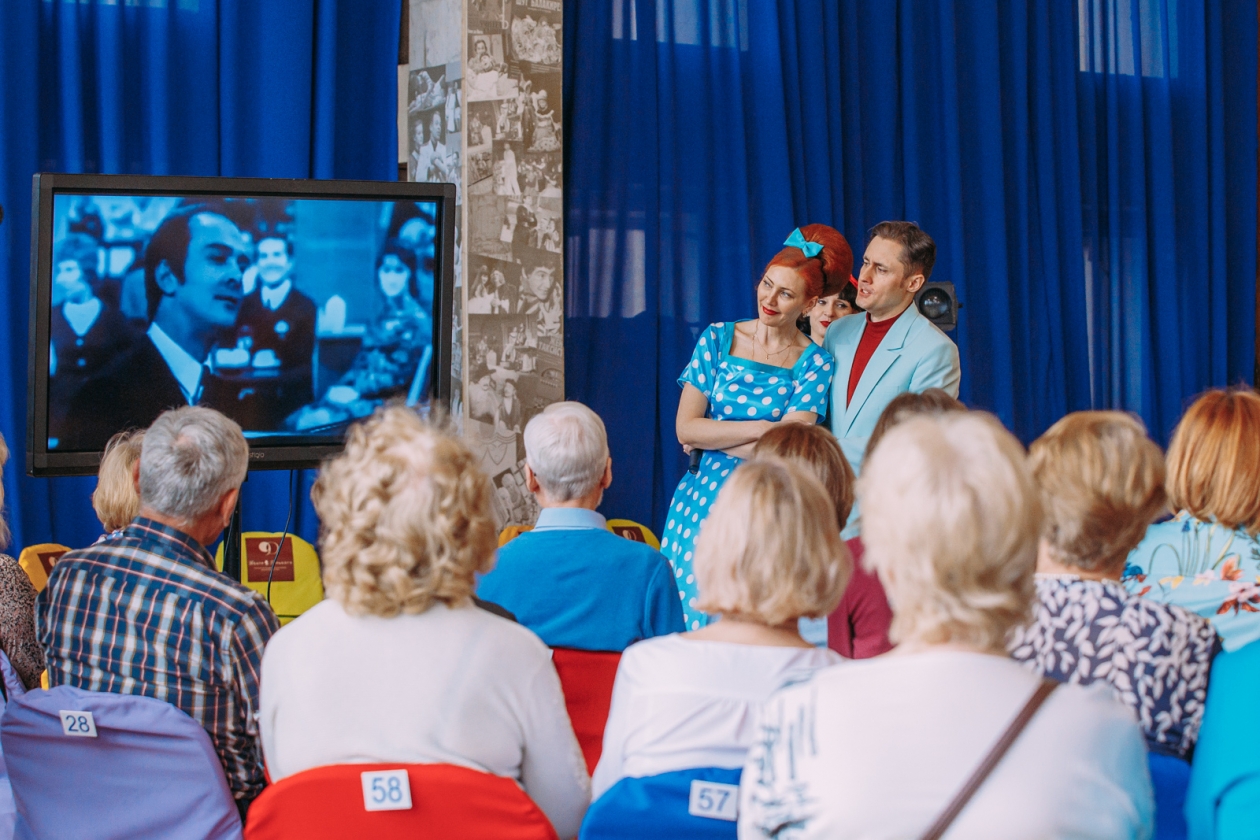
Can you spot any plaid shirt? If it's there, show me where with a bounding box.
[36,518,279,802]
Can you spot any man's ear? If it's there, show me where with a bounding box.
[601,457,613,490]
[523,464,542,494]
[905,272,926,296]
[153,260,181,296]
[217,487,240,526]
[132,460,142,496]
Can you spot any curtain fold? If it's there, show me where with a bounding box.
[564,0,1256,532]
[0,0,400,552]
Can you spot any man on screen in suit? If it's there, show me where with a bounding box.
[66,202,250,450]
[235,234,316,427]
[823,221,961,478]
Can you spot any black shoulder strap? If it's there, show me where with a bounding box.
[919,678,1059,840]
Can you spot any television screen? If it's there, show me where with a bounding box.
[27,175,456,475]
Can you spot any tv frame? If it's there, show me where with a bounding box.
[26,172,457,477]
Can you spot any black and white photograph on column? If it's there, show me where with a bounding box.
[467,255,519,314]
[466,34,516,101]
[508,0,561,69]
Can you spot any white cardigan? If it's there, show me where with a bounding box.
[259,600,590,838]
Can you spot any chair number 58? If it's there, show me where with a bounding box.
[361,769,412,812]
[689,780,738,821]
[58,710,97,738]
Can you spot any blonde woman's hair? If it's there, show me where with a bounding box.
[313,406,498,617]
[0,432,9,549]
[752,423,855,529]
[860,412,1041,651]
[1166,388,1260,534]
[694,459,849,627]
[1030,411,1166,573]
[93,430,145,533]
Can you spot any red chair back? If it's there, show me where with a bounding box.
[245,763,558,840]
[551,648,622,774]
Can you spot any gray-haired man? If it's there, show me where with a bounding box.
[38,406,279,818]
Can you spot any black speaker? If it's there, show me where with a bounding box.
[915,281,958,332]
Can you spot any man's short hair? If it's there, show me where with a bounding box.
[868,220,936,281]
[144,200,244,322]
[522,402,609,502]
[695,459,849,626]
[1030,411,1166,573]
[139,407,249,524]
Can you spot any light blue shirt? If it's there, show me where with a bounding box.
[533,507,608,532]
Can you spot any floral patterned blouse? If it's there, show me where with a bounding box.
[1009,575,1219,760]
[1124,513,1260,652]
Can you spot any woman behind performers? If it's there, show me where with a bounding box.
[663,224,853,629]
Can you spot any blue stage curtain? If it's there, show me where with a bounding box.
[564,0,1256,531]
[0,0,400,552]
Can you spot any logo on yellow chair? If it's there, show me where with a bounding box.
[246,538,294,583]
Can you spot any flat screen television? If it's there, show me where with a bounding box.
[26,173,457,476]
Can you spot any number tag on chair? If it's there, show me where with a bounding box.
[360,769,412,812]
[58,710,97,738]
[688,779,738,821]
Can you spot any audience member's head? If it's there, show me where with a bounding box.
[1165,388,1260,535]
[0,432,9,550]
[139,407,248,544]
[93,429,146,534]
[860,412,1041,651]
[313,406,497,617]
[753,422,855,531]
[1029,412,1166,576]
[695,459,849,627]
[866,387,965,458]
[522,402,612,509]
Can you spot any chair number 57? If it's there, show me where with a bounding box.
[688,780,738,821]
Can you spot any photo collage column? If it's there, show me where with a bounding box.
[410,0,564,528]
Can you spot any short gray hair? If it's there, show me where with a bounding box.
[139,407,249,523]
[523,402,609,502]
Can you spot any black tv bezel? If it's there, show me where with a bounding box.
[27,172,458,477]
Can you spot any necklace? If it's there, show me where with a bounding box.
[754,324,794,362]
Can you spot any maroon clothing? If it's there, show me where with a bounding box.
[845,311,901,406]
[827,538,894,659]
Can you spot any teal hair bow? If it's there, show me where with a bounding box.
[784,228,823,258]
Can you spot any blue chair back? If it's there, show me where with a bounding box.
[580,767,742,839]
[1149,752,1191,840]
[0,685,242,840]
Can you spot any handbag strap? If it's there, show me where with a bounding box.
[919,678,1059,840]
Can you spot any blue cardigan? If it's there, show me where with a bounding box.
[477,508,684,651]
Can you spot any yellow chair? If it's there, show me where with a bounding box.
[605,519,660,550]
[498,525,534,547]
[215,532,323,625]
[16,544,72,593]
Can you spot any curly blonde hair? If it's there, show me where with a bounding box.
[312,406,498,617]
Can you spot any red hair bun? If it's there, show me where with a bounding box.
[763,223,854,299]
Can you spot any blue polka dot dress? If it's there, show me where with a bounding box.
[661,320,835,629]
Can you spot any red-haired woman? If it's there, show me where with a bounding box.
[664,225,853,629]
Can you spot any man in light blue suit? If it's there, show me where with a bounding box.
[823,221,960,475]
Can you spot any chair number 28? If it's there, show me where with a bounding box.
[360,769,412,812]
[58,709,97,738]
[689,780,738,821]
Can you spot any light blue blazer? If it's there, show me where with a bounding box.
[822,305,960,475]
